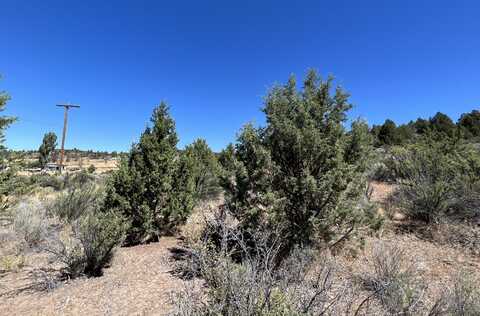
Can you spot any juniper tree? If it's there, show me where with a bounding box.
[458,110,480,139]
[38,132,57,168]
[429,112,456,138]
[223,70,378,251]
[184,138,221,200]
[0,77,17,210]
[412,118,430,135]
[377,119,399,146]
[103,103,195,244]
[0,79,16,162]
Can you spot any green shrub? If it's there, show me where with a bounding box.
[87,164,96,174]
[65,170,97,188]
[0,165,44,199]
[221,70,379,252]
[390,137,480,223]
[377,119,401,146]
[75,210,128,277]
[103,103,196,245]
[0,79,17,158]
[47,210,128,278]
[31,173,65,191]
[52,183,102,222]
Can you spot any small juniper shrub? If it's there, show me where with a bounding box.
[368,147,399,183]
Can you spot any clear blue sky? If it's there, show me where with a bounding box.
[1,0,479,152]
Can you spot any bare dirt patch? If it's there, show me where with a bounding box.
[0,237,191,316]
[369,181,397,204]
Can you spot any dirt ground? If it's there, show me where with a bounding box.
[1,182,479,315]
[64,158,119,174]
[0,237,190,316]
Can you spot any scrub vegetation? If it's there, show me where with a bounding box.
[1,71,479,315]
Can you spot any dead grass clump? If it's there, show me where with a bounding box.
[179,197,233,246]
[356,242,427,315]
[13,198,48,247]
[428,272,480,316]
[0,254,25,273]
[442,272,480,315]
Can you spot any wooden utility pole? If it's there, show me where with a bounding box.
[56,104,80,172]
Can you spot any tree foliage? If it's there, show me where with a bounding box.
[0,78,16,162]
[0,77,17,211]
[38,132,57,168]
[222,70,378,251]
[411,118,430,135]
[372,109,480,147]
[377,119,401,146]
[184,138,221,200]
[429,112,457,138]
[458,110,480,139]
[103,103,195,245]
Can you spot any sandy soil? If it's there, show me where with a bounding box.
[0,237,190,316]
[1,182,478,315]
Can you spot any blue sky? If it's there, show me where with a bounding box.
[1,0,479,152]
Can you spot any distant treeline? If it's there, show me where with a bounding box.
[371,109,480,146]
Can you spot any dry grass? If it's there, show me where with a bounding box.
[1,237,189,315]
[64,158,119,174]
[179,196,226,244]
[1,181,479,315]
[341,233,480,312]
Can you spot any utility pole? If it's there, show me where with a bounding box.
[56,104,80,173]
